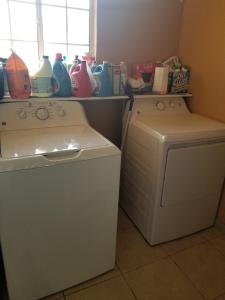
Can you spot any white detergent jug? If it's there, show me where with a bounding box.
[31,56,54,97]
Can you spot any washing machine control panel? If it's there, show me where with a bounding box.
[0,100,88,131]
[16,102,67,122]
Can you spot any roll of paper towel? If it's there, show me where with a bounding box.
[153,66,169,94]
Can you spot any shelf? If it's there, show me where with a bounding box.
[0,93,192,103]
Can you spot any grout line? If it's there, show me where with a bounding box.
[212,291,225,300]
[116,261,138,300]
[169,255,208,300]
[207,238,225,261]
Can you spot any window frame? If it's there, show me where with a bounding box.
[0,0,96,61]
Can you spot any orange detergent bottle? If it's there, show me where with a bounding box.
[6,51,31,99]
[70,60,92,97]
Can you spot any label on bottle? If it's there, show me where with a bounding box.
[71,75,79,91]
[113,65,121,96]
[31,77,53,96]
[93,75,101,96]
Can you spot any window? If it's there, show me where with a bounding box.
[0,0,95,73]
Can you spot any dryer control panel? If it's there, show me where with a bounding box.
[0,100,88,131]
[133,97,190,116]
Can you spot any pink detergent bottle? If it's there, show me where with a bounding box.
[70,60,92,97]
[69,55,81,76]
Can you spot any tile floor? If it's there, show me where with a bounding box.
[1,208,225,300]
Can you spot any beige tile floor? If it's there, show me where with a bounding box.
[2,208,225,300]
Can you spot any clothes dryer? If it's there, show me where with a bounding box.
[121,97,225,245]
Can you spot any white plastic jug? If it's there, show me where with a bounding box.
[31,56,54,97]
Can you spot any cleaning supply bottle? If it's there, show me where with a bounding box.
[0,58,9,97]
[53,53,71,97]
[93,61,112,97]
[120,61,128,95]
[6,51,31,99]
[0,65,4,100]
[31,55,54,97]
[69,55,81,76]
[71,60,92,97]
[82,57,97,94]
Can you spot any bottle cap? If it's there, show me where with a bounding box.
[43,55,49,59]
[56,53,63,60]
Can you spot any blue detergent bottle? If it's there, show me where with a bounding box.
[93,61,112,97]
[53,53,71,97]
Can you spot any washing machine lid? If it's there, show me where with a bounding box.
[134,114,225,142]
[0,125,111,159]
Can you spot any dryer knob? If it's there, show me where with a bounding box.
[35,108,49,120]
[18,110,27,119]
[57,109,66,117]
[156,101,166,111]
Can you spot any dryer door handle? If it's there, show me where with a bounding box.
[42,149,83,162]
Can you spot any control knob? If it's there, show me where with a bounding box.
[18,110,27,119]
[57,109,66,117]
[35,107,49,120]
[156,101,166,111]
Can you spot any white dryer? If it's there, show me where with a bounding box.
[0,100,121,300]
[121,96,225,245]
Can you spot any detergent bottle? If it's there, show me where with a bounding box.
[53,53,71,97]
[71,60,92,97]
[6,51,31,99]
[0,65,4,100]
[69,55,81,76]
[31,56,54,97]
[120,61,128,95]
[0,58,9,97]
[93,61,112,97]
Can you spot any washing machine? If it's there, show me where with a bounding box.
[121,96,225,245]
[0,100,121,300]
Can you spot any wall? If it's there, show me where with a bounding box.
[178,0,225,223]
[83,0,183,146]
[96,0,183,64]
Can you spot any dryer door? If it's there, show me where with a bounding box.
[161,141,225,209]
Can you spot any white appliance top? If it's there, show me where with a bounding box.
[0,100,112,159]
[1,126,111,159]
[131,97,225,142]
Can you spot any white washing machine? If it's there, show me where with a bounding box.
[0,100,121,300]
[121,96,225,245]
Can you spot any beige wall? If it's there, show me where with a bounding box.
[96,0,183,64]
[84,0,183,146]
[178,0,225,223]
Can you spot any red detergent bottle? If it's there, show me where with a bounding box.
[6,51,31,99]
[70,60,92,97]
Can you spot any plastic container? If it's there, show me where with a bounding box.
[6,51,31,99]
[70,60,92,97]
[0,66,4,100]
[31,56,54,97]
[120,61,128,95]
[53,53,71,97]
[93,61,112,97]
[152,66,169,94]
[69,55,81,76]
[0,58,9,97]
[112,65,121,96]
